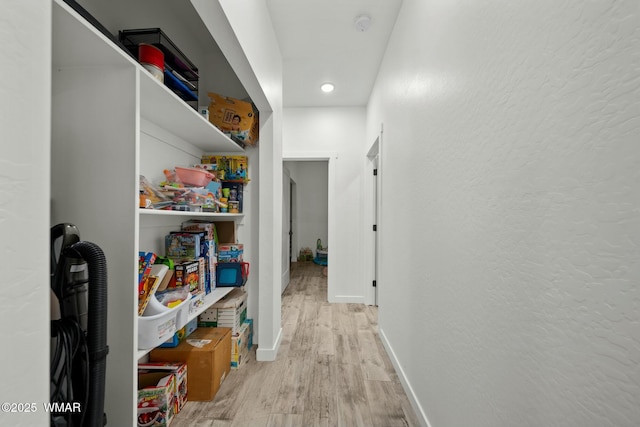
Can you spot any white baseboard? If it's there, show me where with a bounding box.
[329,295,365,304]
[379,328,431,427]
[256,327,282,361]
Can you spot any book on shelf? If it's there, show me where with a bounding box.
[139,263,169,315]
[138,251,157,294]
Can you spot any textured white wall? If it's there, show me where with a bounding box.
[0,1,50,426]
[368,1,640,426]
[283,107,367,302]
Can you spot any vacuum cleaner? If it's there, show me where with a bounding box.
[50,223,109,427]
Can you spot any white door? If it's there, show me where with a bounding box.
[281,166,292,293]
[372,154,379,306]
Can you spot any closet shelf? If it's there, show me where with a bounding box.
[136,286,235,359]
[139,209,244,220]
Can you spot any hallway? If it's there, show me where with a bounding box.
[172,262,420,426]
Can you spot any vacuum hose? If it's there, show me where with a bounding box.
[69,241,109,427]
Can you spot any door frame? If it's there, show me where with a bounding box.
[281,166,292,294]
[282,151,337,302]
[365,127,383,306]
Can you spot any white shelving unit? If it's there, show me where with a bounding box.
[51,1,247,425]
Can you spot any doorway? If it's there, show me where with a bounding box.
[282,152,336,301]
[281,166,292,293]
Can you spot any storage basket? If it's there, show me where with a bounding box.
[174,167,216,187]
[138,296,191,350]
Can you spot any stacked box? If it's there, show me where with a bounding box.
[137,371,176,427]
[198,305,217,327]
[217,299,246,334]
[138,362,188,413]
[231,321,250,369]
[198,288,247,334]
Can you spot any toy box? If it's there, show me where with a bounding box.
[137,371,176,427]
[207,93,258,146]
[166,233,201,259]
[231,321,251,369]
[218,243,243,263]
[150,327,232,401]
[174,260,199,292]
[138,362,188,413]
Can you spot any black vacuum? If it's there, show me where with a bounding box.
[50,223,109,427]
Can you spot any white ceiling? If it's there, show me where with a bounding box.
[266,0,403,108]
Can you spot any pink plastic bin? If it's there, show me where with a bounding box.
[174,167,215,187]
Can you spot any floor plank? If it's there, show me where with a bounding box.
[170,261,421,427]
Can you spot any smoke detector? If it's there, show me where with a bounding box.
[354,14,372,32]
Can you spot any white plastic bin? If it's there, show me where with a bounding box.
[138,296,191,350]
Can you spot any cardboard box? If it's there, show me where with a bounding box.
[231,321,250,369]
[218,243,243,263]
[138,362,188,413]
[207,93,259,146]
[213,221,236,244]
[150,327,232,401]
[137,371,176,427]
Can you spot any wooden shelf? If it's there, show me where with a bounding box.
[139,72,244,153]
[139,209,244,220]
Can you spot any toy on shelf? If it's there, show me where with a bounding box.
[200,155,249,183]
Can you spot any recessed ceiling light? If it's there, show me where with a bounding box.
[321,83,335,93]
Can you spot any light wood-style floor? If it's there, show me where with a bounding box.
[171,262,421,427]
